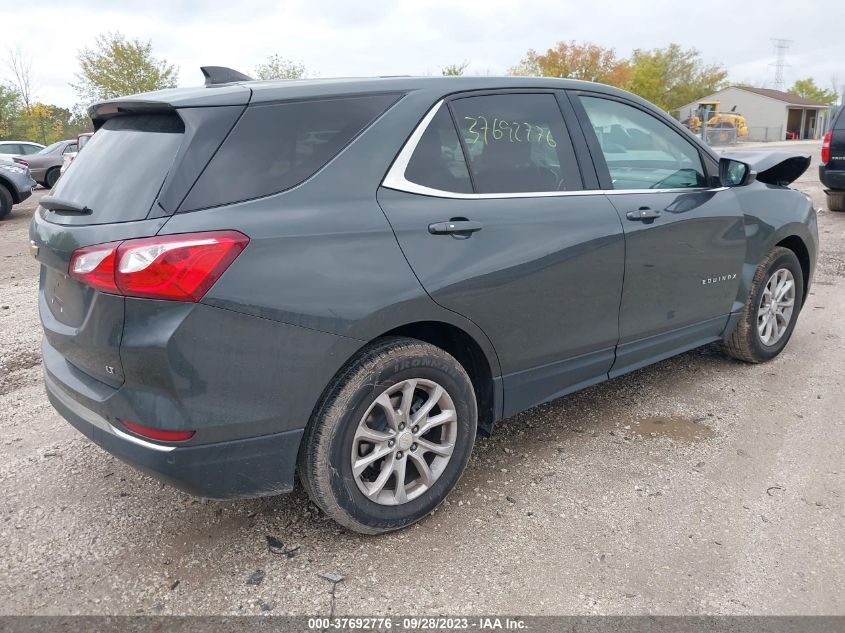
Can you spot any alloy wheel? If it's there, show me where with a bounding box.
[351,378,457,505]
[757,268,796,346]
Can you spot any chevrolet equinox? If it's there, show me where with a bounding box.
[32,69,818,533]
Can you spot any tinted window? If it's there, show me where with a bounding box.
[835,108,845,130]
[63,143,78,154]
[183,94,400,210]
[404,106,471,193]
[21,144,43,155]
[0,143,22,154]
[450,94,578,194]
[49,113,184,223]
[579,96,707,190]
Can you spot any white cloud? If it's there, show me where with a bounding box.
[1,0,842,109]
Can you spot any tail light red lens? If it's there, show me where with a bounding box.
[121,420,195,442]
[822,129,832,164]
[13,157,29,167]
[69,230,249,302]
[68,242,120,293]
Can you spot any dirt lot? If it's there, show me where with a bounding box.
[0,143,843,616]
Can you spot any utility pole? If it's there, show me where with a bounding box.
[770,38,792,92]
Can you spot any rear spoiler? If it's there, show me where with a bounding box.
[87,79,252,129]
[88,101,175,130]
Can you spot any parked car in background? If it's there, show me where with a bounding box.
[32,72,817,534]
[0,140,44,162]
[820,108,845,211]
[0,158,36,219]
[60,133,94,176]
[18,139,77,188]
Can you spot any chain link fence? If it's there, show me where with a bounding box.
[738,126,784,142]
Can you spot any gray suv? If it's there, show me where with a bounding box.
[32,71,818,534]
[0,158,36,219]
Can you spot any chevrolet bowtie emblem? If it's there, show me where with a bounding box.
[29,241,39,258]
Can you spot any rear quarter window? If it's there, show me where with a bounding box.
[181,93,401,211]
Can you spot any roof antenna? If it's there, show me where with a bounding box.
[200,66,254,86]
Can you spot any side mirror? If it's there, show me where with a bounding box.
[720,157,755,187]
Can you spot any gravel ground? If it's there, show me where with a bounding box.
[0,144,843,616]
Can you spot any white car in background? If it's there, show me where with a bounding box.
[0,140,44,162]
[60,132,93,176]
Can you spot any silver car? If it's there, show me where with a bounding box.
[0,140,44,162]
[17,139,78,189]
[0,158,36,219]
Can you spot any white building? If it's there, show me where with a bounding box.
[676,86,831,142]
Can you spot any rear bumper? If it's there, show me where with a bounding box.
[819,165,845,191]
[45,365,304,500]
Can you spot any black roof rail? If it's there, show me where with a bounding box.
[200,66,254,86]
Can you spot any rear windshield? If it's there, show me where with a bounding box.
[180,93,400,211]
[49,113,184,223]
[836,108,845,129]
[38,142,63,155]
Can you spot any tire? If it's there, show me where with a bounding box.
[45,167,60,189]
[723,247,804,363]
[827,191,845,212]
[0,184,12,220]
[298,336,477,534]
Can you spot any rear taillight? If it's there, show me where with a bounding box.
[13,157,29,167]
[69,231,248,302]
[822,129,832,164]
[121,420,195,442]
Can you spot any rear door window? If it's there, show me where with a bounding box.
[404,105,472,193]
[182,93,401,210]
[47,113,184,224]
[449,93,580,194]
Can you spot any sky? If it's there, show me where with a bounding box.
[1,0,843,109]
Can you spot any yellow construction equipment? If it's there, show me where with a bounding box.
[683,101,749,140]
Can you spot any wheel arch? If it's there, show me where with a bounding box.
[377,321,499,436]
[775,234,811,304]
[0,176,20,204]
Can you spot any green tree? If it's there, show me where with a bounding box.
[628,44,727,111]
[788,78,838,105]
[442,61,469,76]
[12,103,88,144]
[72,32,178,105]
[0,83,20,138]
[254,55,306,80]
[510,41,631,87]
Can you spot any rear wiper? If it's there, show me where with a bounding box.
[40,196,93,215]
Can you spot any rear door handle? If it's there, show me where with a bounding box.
[626,207,661,221]
[428,220,484,235]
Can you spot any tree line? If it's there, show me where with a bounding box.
[2,34,840,144]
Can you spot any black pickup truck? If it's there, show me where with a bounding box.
[820,107,845,211]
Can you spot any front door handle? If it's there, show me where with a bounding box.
[428,220,484,236]
[626,207,662,221]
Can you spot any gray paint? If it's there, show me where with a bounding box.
[32,76,818,499]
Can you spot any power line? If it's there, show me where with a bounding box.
[770,38,792,91]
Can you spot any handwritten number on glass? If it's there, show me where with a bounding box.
[464,117,556,148]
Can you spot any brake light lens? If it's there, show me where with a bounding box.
[69,242,120,293]
[13,157,29,167]
[121,420,195,442]
[69,231,249,302]
[822,129,832,164]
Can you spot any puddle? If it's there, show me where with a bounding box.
[628,415,715,441]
